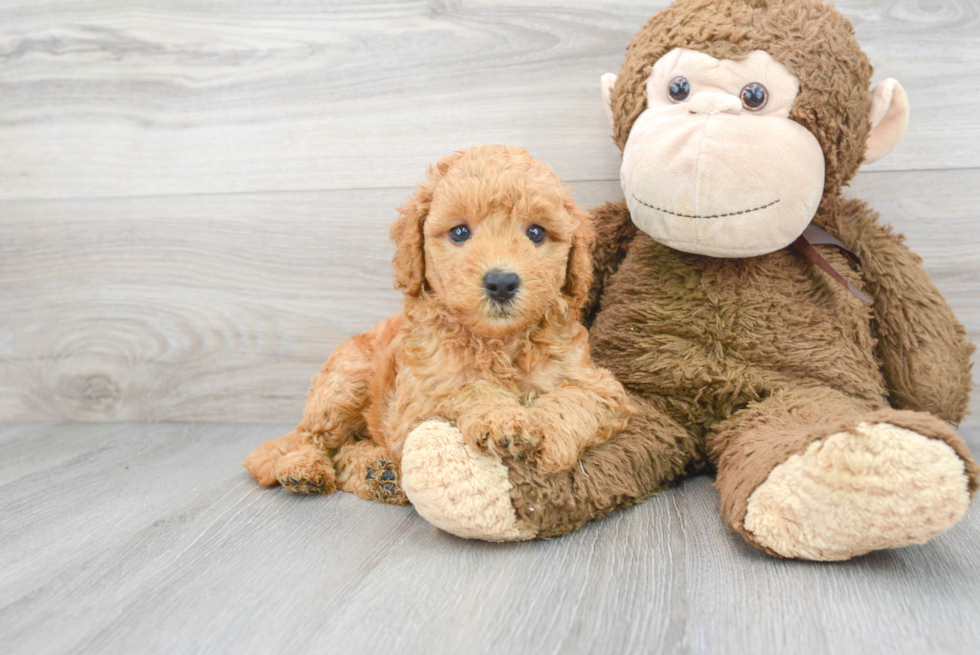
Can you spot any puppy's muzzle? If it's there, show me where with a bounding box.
[483,269,520,304]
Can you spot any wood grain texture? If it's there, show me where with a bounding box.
[3,170,978,422]
[0,0,978,201]
[2,0,978,422]
[0,188,405,421]
[3,2,980,653]
[1,422,979,655]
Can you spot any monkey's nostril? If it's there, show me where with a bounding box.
[483,269,521,303]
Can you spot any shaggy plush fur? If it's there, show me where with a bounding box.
[400,0,978,559]
[512,0,978,547]
[244,145,632,503]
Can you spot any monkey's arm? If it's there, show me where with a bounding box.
[584,200,638,326]
[840,201,974,423]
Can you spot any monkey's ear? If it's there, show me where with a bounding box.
[562,197,596,310]
[600,73,618,130]
[864,79,909,165]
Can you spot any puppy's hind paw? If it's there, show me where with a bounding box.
[365,459,408,505]
[274,449,336,495]
[282,476,330,495]
[336,448,409,506]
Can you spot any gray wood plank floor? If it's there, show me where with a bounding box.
[3,1,980,653]
[2,422,979,655]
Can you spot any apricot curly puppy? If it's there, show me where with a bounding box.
[244,145,632,504]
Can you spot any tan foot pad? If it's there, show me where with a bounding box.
[401,420,535,542]
[744,422,970,561]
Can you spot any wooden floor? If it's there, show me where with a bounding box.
[2,1,980,653]
[2,422,980,654]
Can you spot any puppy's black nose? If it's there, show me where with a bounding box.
[483,269,520,303]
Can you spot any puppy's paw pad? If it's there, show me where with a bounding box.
[364,459,407,505]
[487,426,539,460]
[280,475,330,495]
[274,449,336,495]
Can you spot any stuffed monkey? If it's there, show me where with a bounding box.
[399,0,979,560]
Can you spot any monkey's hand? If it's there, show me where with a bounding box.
[843,206,973,424]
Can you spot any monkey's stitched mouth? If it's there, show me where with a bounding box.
[632,195,780,219]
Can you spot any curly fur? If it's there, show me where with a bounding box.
[244,145,632,503]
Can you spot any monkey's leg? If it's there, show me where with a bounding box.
[709,386,978,561]
[334,440,408,505]
[401,394,702,541]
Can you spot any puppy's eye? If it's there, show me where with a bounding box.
[526,224,546,245]
[668,76,691,102]
[740,83,768,111]
[448,225,471,243]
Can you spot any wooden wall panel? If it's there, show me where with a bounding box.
[0,1,978,200]
[2,172,978,422]
[1,0,978,422]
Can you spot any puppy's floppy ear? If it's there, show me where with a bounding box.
[561,196,596,310]
[391,152,459,296]
[391,185,430,297]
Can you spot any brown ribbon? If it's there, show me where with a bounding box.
[791,223,873,304]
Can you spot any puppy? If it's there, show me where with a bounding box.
[244,145,632,504]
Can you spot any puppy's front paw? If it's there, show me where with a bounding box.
[460,407,540,461]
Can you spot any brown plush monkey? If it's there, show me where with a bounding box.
[399,0,979,560]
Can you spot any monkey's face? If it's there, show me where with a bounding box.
[613,48,825,258]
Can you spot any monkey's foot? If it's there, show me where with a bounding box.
[401,420,536,541]
[743,422,971,561]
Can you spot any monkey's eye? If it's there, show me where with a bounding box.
[740,83,768,111]
[668,77,691,102]
[526,224,546,245]
[448,225,471,243]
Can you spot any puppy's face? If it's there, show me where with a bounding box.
[422,163,576,338]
